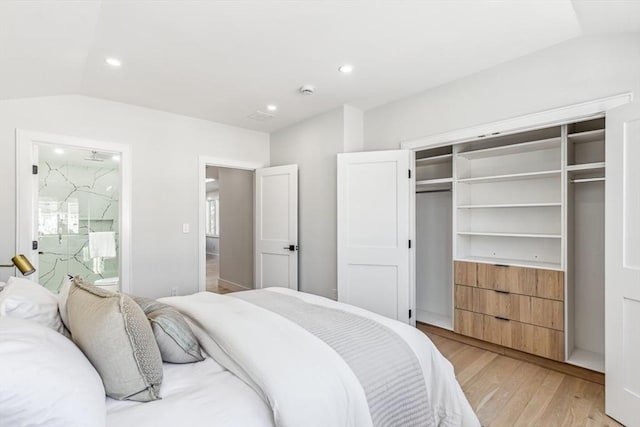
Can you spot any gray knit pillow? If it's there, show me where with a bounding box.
[67,278,163,401]
[133,296,204,364]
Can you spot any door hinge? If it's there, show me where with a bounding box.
[32,165,38,175]
[409,309,412,319]
[32,241,38,250]
[408,169,411,179]
[408,239,412,249]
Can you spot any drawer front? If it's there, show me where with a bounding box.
[454,285,475,311]
[483,315,512,347]
[477,263,535,294]
[530,297,564,331]
[478,263,564,301]
[535,269,564,301]
[454,261,477,287]
[482,314,564,361]
[475,288,531,323]
[510,321,564,361]
[454,309,483,339]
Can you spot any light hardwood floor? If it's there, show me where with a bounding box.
[423,331,623,426]
[206,254,233,294]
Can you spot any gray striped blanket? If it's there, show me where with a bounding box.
[231,291,432,427]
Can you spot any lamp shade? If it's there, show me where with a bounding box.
[11,254,35,276]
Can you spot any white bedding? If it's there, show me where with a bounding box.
[159,288,480,427]
[106,356,274,427]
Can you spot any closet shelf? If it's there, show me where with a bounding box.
[457,231,562,239]
[567,348,605,373]
[457,202,561,209]
[456,137,561,160]
[456,170,561,184]
[416,310,452,331]
[567,128,605,144]
[455,256,562,271]
[415,154,452,166]
[566,162,605,172]
[416,177,453,186]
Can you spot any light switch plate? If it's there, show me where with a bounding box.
[182,223,190,233]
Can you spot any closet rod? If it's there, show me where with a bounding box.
[571,177,605,183]
[416,189,452,194]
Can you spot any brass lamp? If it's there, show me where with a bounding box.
[0,254,36,276]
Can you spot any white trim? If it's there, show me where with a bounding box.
[198,156,265,292]
[401,92,633,151]
[15,130,132,293]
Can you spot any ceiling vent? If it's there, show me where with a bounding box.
[247,110,274,121]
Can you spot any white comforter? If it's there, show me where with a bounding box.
[161,288,480,427]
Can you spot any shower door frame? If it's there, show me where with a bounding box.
[15,130,132,293]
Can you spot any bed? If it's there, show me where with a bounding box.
[0,278,480,427]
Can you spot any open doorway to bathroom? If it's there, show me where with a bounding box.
[16,130,131,294]
[204,165,254,294]
[36,145,121,292]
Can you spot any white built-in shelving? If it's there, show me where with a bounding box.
[413,116,607,372]
[454,131,563,270]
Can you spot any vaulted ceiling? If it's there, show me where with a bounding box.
[1,1,638,132]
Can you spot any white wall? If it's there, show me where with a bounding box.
[218,167,254,289]
[270,107,353,299]
[364,33,640,150]
[0,95,269,297]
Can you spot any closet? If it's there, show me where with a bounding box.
[414,117,606,371]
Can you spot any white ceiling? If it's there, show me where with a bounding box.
[0,1,638,133]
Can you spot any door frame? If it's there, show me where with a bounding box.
[197,156,265,292]
[16,129,132,293]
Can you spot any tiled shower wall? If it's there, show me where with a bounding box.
[38,160,119,291]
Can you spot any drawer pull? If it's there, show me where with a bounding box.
[495,316,510,321]
[494,264,510,268]
[495,290,510,295]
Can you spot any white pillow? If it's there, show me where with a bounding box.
[0,317,106,427]
[57,275,73,331]
[0,277,65,334]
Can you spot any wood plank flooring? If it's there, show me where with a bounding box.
[422,331,623,426]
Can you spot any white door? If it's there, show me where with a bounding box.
[255,164,298,290]
[337,150,413,324]
[605,102,640,426]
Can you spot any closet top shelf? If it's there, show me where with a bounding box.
[457,170,561,184]
[457,202,561,209]
[457,231,562,239]
[415,154,452,166]
[456,137,561,160]
[416,177,453,186]
[566,162,606,172]
[567,128,605,144]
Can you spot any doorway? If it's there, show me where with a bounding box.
[204,165,254,294]
[16,130,131,293]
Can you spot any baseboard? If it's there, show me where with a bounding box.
[218,278,251,292]
[418,322,605,385]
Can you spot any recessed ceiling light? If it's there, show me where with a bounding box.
[112,155,120,161]
[54,148,64,155]
[105,57,122,68]
[266,104,278,112]
[205,178,216,183]
[338,64,354,74]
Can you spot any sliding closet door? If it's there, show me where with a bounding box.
[605,102,640,426]
[337,150,413,324]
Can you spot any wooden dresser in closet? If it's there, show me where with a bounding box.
[454,261,564,361]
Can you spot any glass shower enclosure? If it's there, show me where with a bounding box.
[36,144,120,292]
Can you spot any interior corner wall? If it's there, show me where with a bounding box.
[218,167,254,289]
[364,33,640,150]
[0,95,269,297]
[269,107,348,299]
